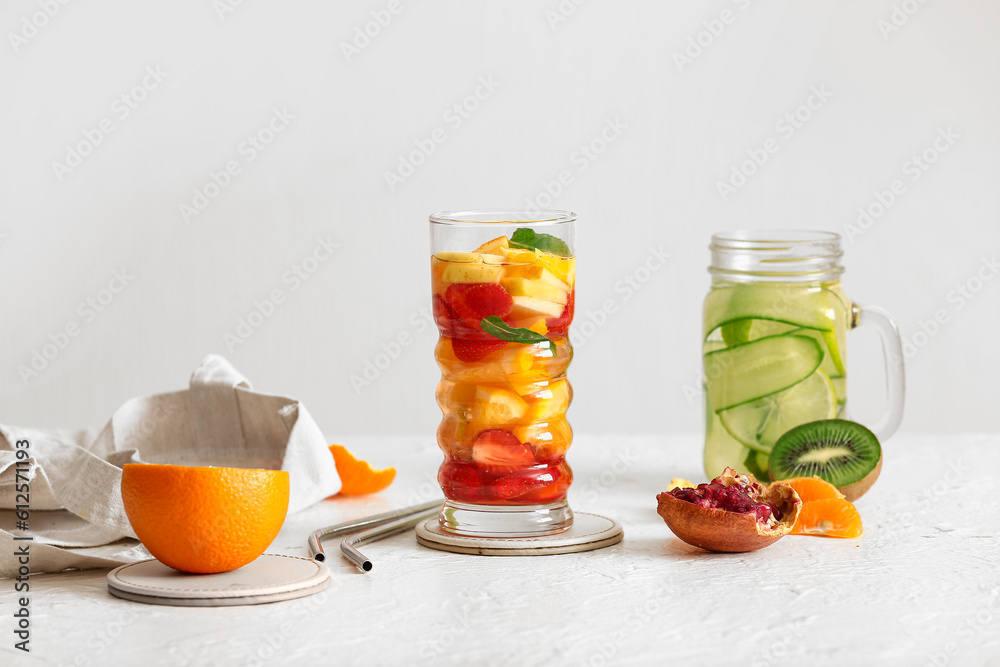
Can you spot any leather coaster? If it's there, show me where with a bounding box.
[107,554,330,607]
[416,512,623,555]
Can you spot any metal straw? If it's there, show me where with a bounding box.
[308,499,442,571]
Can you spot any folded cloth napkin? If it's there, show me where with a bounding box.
[0,354,340,576]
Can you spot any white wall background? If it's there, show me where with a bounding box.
[2,0,998,440]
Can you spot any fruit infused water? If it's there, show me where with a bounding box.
[703,281,849,479]
[703,230,905,480]
[430,211,576,537]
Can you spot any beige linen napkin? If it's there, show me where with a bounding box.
[0,354,340,576]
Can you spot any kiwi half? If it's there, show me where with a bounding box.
[768,419,882,501]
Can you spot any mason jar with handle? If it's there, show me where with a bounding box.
[702,230,905,478]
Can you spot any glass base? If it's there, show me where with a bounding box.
[438,500,573,538]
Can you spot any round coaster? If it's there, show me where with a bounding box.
[416,512,623,556]
[107,554,330,607]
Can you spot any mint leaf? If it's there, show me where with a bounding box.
[509,228,570,257]
[480,316,555,349]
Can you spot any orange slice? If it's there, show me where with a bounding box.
[330,444,396,495]
[791,498,863,538]
[121,463,289,574]
[782,476,845,503]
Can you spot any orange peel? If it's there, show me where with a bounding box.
[330,444,396,495]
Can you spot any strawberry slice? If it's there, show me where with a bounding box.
[492,462,572,504]
[452,337,506,362]
[446,284,513,323]
[433,294,457,337]
[472,429,535,471]
[546,289,574,337]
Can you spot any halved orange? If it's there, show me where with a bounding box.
[121,463,289,574]
[791,498,863,538]
[782,476,845,503]
[330,445,396,495]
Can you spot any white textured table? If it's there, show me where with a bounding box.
[3,434,999,666]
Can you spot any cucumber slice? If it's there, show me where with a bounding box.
[704,335,823,411]
[704,284,836,340]
[720,319,801,347]
[719,369,838,452]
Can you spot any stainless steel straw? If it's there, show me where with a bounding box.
[308,499,442,572]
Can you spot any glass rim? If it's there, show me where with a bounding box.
[429,209,577,226]
[711,229,841,246]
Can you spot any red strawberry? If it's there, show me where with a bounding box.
[452,337,506,362]
[446,284,513,322]
[492,462,572,504]
[433,294,457,337]
[438,459,490,503]
[472,429,535,471]
[546,289,574,337]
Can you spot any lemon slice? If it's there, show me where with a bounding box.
[719,369,837,453]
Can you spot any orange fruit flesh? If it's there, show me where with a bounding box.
[330,445,396,495]
[121,463,289,574]
[782,476,845,503]
[791,497,863,538]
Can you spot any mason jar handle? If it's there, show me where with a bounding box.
[852,304,906,440]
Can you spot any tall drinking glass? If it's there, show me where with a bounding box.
[430,210,576,537]
[703,230,905,478]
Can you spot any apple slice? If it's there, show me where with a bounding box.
[442,262,502,284]
[509,296,564,319]
[501,277,568,305]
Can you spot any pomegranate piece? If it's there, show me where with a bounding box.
[656,467,801,553]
